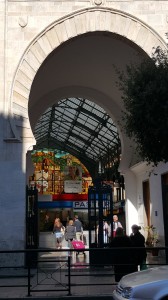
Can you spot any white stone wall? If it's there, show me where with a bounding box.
[0,0,168,266]
[3,1,168,123]
[130,162,168,246]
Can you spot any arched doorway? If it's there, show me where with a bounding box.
[9,7,167,250]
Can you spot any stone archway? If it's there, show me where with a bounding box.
[11,6,167,143]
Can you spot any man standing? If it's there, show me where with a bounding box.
[74,215,83,241]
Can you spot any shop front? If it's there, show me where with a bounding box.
[38,194,89,232]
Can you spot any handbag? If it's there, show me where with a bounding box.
[61,226,65,234]
[55,232,62,239]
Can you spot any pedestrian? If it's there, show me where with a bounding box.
[103,221,111,243]
[130,224,147,270]
[44,212,50,231]
[113,215,122,237]
[74,215,83,241]
[65,219,76,249]
[44,212,50,223]
[53,218,65,249]
[110,227,137,282]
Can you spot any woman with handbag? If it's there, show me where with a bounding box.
[53,218,65,249]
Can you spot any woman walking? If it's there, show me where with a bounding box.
[53,218,65,249]
[65,219,76,250]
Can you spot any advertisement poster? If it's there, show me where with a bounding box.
[64,166,82,193]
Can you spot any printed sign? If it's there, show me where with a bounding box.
[64,180,82,193]
[64,166,82,193]
[73,201,88,208]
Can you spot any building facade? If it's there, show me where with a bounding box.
[0,0,168,264]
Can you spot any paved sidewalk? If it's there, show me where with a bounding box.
[0,245,166,299]
[0,249,116,299]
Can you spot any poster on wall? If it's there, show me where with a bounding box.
[64,166,82,193]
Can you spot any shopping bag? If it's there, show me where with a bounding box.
[72,240,85,250]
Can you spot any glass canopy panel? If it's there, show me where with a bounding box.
[34,97,121,165]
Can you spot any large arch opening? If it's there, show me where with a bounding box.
[12,7,167,151]
[10,7,168,253]
[28,31,149,165]
[26,31,148,250]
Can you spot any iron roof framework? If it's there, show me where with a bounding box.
[33,97,121,177]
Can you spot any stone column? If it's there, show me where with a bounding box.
[124,169,138,236]
[0,137,35,266]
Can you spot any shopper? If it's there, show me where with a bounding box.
[65,219,76,249]
[53,218,65,249]
[74,215,83,241]
[103,221,111,243]
[110,227,137,282]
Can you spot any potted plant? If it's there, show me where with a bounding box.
[143,225,159,256]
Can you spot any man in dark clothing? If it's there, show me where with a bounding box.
[130,224,147,270]
[74,215,83,241]
[110,227,137,282]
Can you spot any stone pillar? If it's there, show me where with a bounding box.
[26,150,35,186]
[0,138,35,266]
[124,169,138,236]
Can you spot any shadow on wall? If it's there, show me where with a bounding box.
[0,113,27,266]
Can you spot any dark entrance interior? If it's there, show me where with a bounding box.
[143,180,150,226]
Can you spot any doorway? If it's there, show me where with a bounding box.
[143,180,150,226]
[162,173,168,262]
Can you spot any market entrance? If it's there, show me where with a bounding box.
[22,8,160,244]
[26,96,125,250]
[2,6,166,265]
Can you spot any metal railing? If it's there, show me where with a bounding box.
[0,247,167,298]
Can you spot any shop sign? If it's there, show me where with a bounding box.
[73,201,88,209]
[52,194,88,201]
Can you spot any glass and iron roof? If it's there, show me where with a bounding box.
[34,97,120,166]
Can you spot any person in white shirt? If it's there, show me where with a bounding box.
[113,215,122,237]
[103,221,111,243]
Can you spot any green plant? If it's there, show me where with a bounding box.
[143,225,159,247]
[117,46,168,165]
